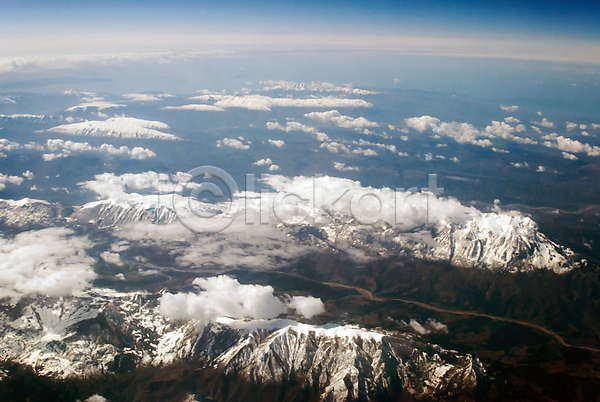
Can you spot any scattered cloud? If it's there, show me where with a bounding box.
[304,110,379,130]
[122,93,173,102]
[159,275,324,323]
[534,118,555,128]
[566,122,578,131]
[320,141,350,153]
[216,138,250,150]
[268,139,285,147]
[163,104,225,111]
[536,166,546,172]
[267,121,330,141]
[562,152,578,160]
[500,105,519,112]
[260,80,378,95]
[43,139,156,160]
[504,117,520,124]
[333,162,359,171]
[253,158,273,166]
[0,228,96,301]
[189,94,373,111]
[0,173,24,191]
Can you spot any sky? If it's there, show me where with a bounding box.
[2,0,600,63]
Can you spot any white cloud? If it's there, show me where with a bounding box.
[320,142,350,153]
[44,117,179,140]
[163,104,226,112]
[593,124,600,129]
[333,162,359,171]
[500,105,519,112]
[190,94,373,111]
[504,117,520,124]
[288,296,325,318]
[159,276,325,324]
[260,80,378,95]
[304,110,379,129]
[101,251,123,266]
[580,124,587,130]
[159,275,288,323]
[267,121,330,141]
[42,139,156,160]
[536,166,546,172]
[268,139,285,147]
[122,93,173,102]
[0,227,96,301]
[352,147,378,156]
[566,122,578,131]
[269,164,281,171]
[544,135,600,157]
[353,139,398,153]
[253,158,273,166]
[405,116,440,133]
[511,162,529,168]
[562,152,578,160]
[216,138,250,150]
[534,118,555,128]
[0,173,24,191]
[23,170,34,180]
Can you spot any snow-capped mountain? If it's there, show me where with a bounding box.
[0,291,483,401]
[44,117,181,140]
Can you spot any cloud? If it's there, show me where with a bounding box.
[304,110,379,130]
[405,116,440,133]
[353,139,401,154]
[189,94,373,111]
[23,170,34,180]
[163,104,226,111]
[288,296,325,318]
[42,139,156,160]
[65,98,125,111]
[320,142,350,153]
[544,135,600,157]
[269,164,281,171]
[536,166,546,172]
[266,121,330,141]
[504,117,520,124]
[333,162,359,171]
[159,275,288,323]
[0,227,96,301]
[0,50,226,74]
[254,158,273,166]
[352,147,377,156]
[216,138,250,149]
[260,80,378,95]
[511,162,529,168]
[101,251,123,266]
[268,139,285,147]
[534,118,555,128]
[562,152,578,160]
[122,93,173,102]
[566,122,579,131]
[43,117,179,140]
[0,173,24,191]
[501,105,519,112]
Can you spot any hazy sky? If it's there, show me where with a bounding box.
[2,0,599,62]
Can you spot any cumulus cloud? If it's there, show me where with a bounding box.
[42,139,156,160]
[0,173,24,191]
[566,122,579,131]
[500,105,519,112]
[534,118,555,128]
[405,116,440,133]
[536,166,546,172]
[189,94,373,111]
[159,275,325,323]
[269,164,281,171]
[260,80,378,95]
[268,139,285,147]
[101,251,123,266]
[544,135,600,157]
[333,162,359,171]
[562,152,578,160]
[43,117,179,140]
[304,110,379,130]
[163,104,226,111]
[266,121,330,141]
[216,138,250,149]
[320,142,350,153]
[352,147,377,156]
[288,296,326,318]
[504,117,520,124]
[0,228,96,301]
[23,170,34,180]
[254,158,273,166]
